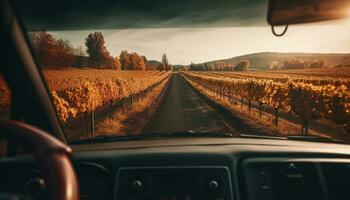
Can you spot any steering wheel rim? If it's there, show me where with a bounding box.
[0,120,79,200]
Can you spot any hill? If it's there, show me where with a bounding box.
[147,60,161,67]
[205,52,350,70]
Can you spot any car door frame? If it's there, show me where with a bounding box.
[0,0,66,144]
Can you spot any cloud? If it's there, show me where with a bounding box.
[17,0,267,30]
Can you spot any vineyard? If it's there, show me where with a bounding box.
[182,69,350,135]
[0,70,170,122]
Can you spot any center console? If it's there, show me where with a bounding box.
[115,166,233,200]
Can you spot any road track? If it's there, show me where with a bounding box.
[143,73,237,134]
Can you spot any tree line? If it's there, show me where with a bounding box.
[187,60,249,71]
[183,59,326,71]
[270,59,325,70]
[28,31,170,71]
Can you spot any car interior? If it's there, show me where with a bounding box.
[1,0,350,200]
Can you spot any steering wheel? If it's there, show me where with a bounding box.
[0,120,79,200]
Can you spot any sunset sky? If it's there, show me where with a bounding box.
[50,20,350,65]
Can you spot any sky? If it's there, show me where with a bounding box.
[50,20,350,65]
[17,0,350,65]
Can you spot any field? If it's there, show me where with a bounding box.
[182,67,350,136]
[209,67,350,87]
[43,69,162,91]
[1,66,349,140]
[269,67,350,77]
[0,70,170,122]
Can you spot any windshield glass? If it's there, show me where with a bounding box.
[13,0,350,143]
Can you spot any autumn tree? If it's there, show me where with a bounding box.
[129,53,146,70]
[141,56,149,70]
[162,54,168,64]
[85,32,111,68]
[28,31,74,67]
[29,31,56,64]
[119,50,146,70]
[114,56,122,70]
[161,54,171,71]
[56,39,74,66]
[119,50,130,70]
[234,60,249,71]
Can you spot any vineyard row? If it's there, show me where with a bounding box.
[64,73,171,140]
[182,72,350,134]
[51,72,171,121]
[200,71,350,87]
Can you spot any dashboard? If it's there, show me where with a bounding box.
[1,137,350,200]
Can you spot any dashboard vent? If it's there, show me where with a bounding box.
[269,162,322,200]
[322,163,350,200]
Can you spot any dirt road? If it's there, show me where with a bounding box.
[143,73,236,134]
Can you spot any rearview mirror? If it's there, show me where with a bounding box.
[267,0,350,26]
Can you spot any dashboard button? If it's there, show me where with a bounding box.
[131,180,144,192]
[24,177,46,197]
[208,180,219,190]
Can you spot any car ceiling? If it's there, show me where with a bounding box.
[14,0,267,30]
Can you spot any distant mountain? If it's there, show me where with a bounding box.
[205,52,350,70]
[147,60,161,66]
[147,60,161,69]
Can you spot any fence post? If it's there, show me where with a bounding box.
[122,97,125,114]
[84,112,89,134]
[130,94,133,110]
[91,111,95,138]
[109,101,113,119]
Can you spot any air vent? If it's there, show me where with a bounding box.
[269,162,322,200]
[322,163,350,200]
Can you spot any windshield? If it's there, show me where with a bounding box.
[12,0,350,143]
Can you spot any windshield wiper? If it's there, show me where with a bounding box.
[70,131,235,144]
[285,135,343,143]
[239,133,287,140]
[239,133,344,144]
[164,131,234,138]
[71,131,344,145]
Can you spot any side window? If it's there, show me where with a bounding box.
[0,74,11,155]
[0,76,11,119]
